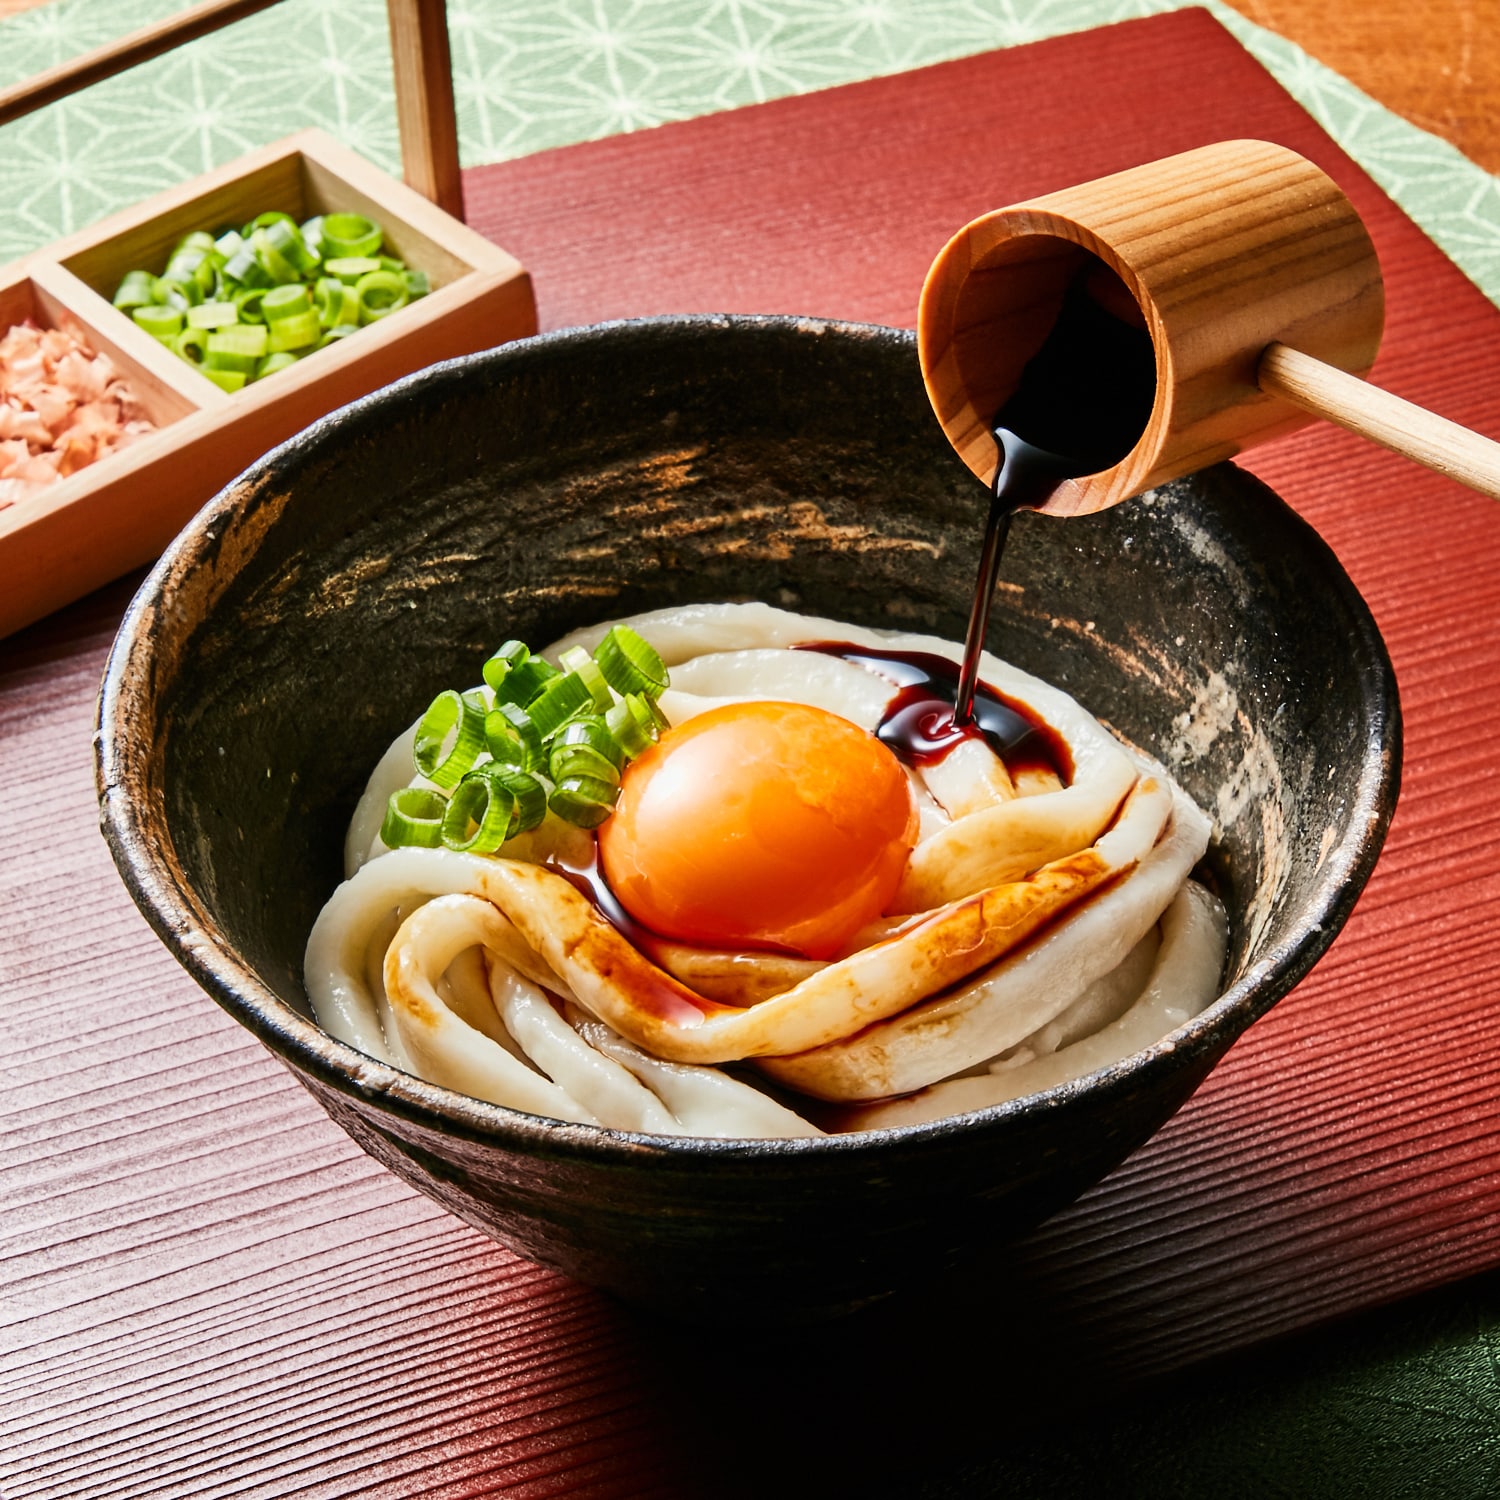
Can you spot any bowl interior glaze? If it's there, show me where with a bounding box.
[98,316,1399,1321]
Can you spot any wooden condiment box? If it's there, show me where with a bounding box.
[0,129,535,639]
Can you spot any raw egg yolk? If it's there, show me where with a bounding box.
[597,701,917,961]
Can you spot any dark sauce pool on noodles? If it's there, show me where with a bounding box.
[797,643,1072,783]
[953,267,1157,723]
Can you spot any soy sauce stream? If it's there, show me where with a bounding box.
[951,271,1158,724]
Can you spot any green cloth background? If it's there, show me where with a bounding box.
[1,0,1498,309]
[2,3,1497,1494]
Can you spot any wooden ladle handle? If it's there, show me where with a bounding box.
[1258,343,1500,502]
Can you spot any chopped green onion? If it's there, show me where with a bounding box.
[548,737,621,788]
[112,206,429,392]
[158,273,202,307]
[440,767,516,854]
[267,309,322,352]
[206,325,269,370]
[173,230,217,257]
[497,767,548,835]
[222,246,273,289]
[380,786,447,848]
[112,270,157,310]
[250,227,300,284]
[173,327,209,365]
[187,301,240,330]
[256,351,301,379]
[261,283,313,322]
[414,688,487,789]
[595,625,668,698]
[558,646,614,712]
[549,774,620,829]
[605,696,655,758]
[555,714,626,771]
[314,277,360,328]
[202,368,247,393]
[490,654,557,707]
[233,286,269,323]
[484,701,544,772]
[320,212,383,259]
[482,640,530,691]
[132,304,183,340]
[323,255,381,285]
[526,671,593,737]
[354,269,409,323]
[257,217,319,275]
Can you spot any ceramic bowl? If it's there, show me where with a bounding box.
[97,316,1400,1322]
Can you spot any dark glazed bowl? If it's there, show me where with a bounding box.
[97,316,1400,1323]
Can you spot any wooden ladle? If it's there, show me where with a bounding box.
[918,138,1500,514]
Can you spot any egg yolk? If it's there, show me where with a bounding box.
[597,701,917,961]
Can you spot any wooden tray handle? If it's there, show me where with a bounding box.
[1259,343,1500,502]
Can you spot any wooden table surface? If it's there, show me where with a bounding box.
[0,0,1496,173]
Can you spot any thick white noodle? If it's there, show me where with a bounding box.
[850,882,1228,1128]
[344,718,419,878]
[305,602,1228,1135]
[757,777,1203,1099]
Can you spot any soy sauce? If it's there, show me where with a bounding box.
[952,269,1157,723]
[799,643,1070,781]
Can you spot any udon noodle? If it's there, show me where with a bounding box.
[306,603,1227,1136]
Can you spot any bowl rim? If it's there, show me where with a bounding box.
[95,312,1403,1161]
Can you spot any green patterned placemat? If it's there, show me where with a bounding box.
[0,0,1497,307]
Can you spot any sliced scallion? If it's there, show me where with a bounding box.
[549,774,620,829]
[187,301,240,330]
[526,671,593,738]
[497,767,548,835]
[595,625,668,698]
[554,714,625,771]
[548,738,620,788]
[558,646,613,712]
[380,786,447,848]
[320,212,383,259]
[256,351,301,379]
[173,327,209,365]
[605,696,654,757]
[233,286,269,323]
[354,269,408,323]
[133,304,183,340]
[440,768,515,854]
[267,309,322,352]
[112,270,157,310]
[482,639,530,692]
[490,654,557,707]
[324,255,382,284]
[414,688,487,789]
[261,283,313,321]
[484,701,544,772]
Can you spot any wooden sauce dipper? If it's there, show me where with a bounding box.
[918,138,1500,516]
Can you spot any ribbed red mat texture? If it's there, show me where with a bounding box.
[4,9,1498,1496]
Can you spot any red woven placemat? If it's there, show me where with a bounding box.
[5,9,1499,1494]
[462,0,1500,1377]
